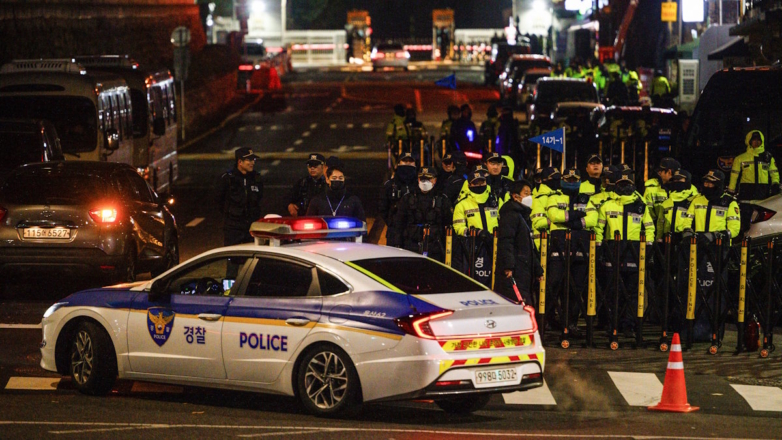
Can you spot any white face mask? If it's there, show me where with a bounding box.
[521,195,533,208]
[419,181,434,192]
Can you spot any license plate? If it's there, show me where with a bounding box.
[22,227,71,239]
[475,367,518,385]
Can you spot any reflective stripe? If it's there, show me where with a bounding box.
[727,216,740,221]
[667,361,684,370]
[671,344,681,352]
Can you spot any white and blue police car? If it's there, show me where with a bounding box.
[40,217,544,416]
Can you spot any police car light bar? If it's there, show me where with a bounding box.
[250,216,366,245]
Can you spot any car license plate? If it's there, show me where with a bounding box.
[475,367,517,385]
[23,227,71,239]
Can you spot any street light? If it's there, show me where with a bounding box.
[252,0,264,14]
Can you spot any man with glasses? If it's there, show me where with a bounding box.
[288,153,327,217]
[214,147,265,246]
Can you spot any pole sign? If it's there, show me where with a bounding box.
[661,2,677,22]
[171,26,191,47]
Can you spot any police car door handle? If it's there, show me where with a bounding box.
[285,318,311,326]
[197,313,222,322]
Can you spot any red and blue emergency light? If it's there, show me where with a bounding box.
[250,216,366,244]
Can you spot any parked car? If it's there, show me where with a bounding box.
[528,78,600,126]
[0,119,64,183]
[0,161,178,286]
[499,55,551,101]
[371,43,410,71]
[514,67,553,110]
[484,42,531,85]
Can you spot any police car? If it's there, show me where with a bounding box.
[40,217,544,416]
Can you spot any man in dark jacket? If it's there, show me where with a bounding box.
[380,153,417,246]
[214,147,264,246]
[288,153,327,217]
[496,180,542,304]
[497,105,523,172]
[306,165,365,221]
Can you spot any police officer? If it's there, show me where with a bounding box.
[214,147,264,246]
[443,151,470,204]
[381,153,418,247]
[288,153,327,217]
[597,169,655,338]
[546,167,592,334]
[405,108,429,164]
[451,104,478,153]
[452,170,500,284]
[530,167,560,248]
[678,170,740,241]
[393,167,453,262]
[485,152,513,203]
[480,105,500,153]
[439,105,461,154]
[651,70,671,108]
[728,130,780,201]
[644,157,681,221]
[434,151,456,195]
[306,164,366,220]
[497,105,523,170]
[656,170,697,242]
[581,154,604,197]
[497,180,543,305]
[386,104,409,161]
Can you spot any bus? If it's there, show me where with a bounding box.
[0,59,133,167]
[76,55,178,194]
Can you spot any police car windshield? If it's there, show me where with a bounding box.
[349,257,486,294]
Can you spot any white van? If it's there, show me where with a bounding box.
[0,59,133,166]
[76,55,178,194]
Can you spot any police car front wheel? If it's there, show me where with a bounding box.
[69,321,117,396]
[435,394,491,414]
[296,344,360,416]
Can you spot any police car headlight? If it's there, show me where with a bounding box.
[43,302,68,319]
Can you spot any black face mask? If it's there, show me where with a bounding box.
[396,166,417,184]
[329,181,345,192]
[615,183,636,196]
[667,181,689,192]
[545,179,560,191]
[470,185,487,195]
[702,185,723,201]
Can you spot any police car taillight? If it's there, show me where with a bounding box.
[750,207,776,224]
[395,310,454,339]
[523,304,538,334]
[250,216,366,245]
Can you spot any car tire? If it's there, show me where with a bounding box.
[296,344,361,417]
[435,394,491,414]
[70,321,117,396]
[151,233,178,278]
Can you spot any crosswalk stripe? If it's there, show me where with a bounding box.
[731,384,782,412]
[5,377,61,390]
[608,371,663,407]
[502,380,557,405]
[185,218,204,228]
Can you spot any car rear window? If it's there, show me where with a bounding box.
[0,169,108,205]
[537,81,598,105]
[348,257,485,294]
[0,132,41,172]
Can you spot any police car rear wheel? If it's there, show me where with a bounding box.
[435,394,491,414]
[70,321,117,396]
[297,345,359,416]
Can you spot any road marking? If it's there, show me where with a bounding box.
[302,131,311,137]
[185,218,204,228]
[286,147,295,152]
[293,139,303,145]
[731,384,782,411]
[0,323,41,329]
[502,380,556,405]
[238,429,343,438]
[309,123,317,129]
[254,126,262,131]
[5,377,61,390]
[238,126,247,132]
[362,123,370,128]
[346,123,354,129]
[330,124,337,129]
[260,170,269,176]
[270,125,279,130]
[271,160,281,166]
[414,88,423,112]
[608,371,663,406]
[180,152,387,161]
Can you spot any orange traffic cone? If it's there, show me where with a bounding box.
[648,333,699,413]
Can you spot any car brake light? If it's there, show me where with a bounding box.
[750,207,776,223]
[89,208,118,224]
[523,305,538,334]
[0,206,5,223]
[372,52,384,60]
[396,51,409,59]
[464,151,483,160]
[395,310,453,339]
[238,65,254,71]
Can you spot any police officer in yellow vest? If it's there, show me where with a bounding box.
[386,104,410,161]
[644,157,680,219]
[597,169,655,338]
[581,154,604,197]
[677,170,740,242]
[546,167,594,334]
[585,165,620,242]
[728,130,780,201]
[656,170,698,242]
[530,167,561,248]
[452,169,500,284]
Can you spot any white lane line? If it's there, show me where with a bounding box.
[238,429,341,438]
[302,131,311,137]
[185,218,204,228]
[271,160,281,166]
[362,123,370,128]
[414,88,423,112]
[293,139,303,146]
[254,126,262,131]
[731,384,782,411]
[286,147,295,152]
[238,126,247,132]
[5,377,61,390]
[270,125,279,130]
[260,170,269,176]
[608,371,663,406]
[309,123,317,129]
[502,380,556,405]
[0,323,41,329]
[330,124,337,129]
[346,123,354,129]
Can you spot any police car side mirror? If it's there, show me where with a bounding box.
[149,279,171,303]
[153,117,166,137]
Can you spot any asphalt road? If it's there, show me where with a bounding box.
[1,63,781,439]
